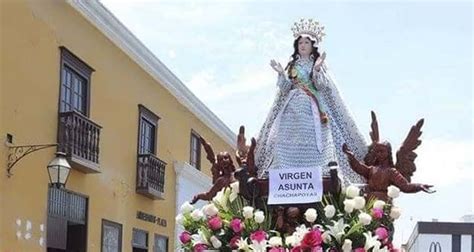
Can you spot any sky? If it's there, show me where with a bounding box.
[101,0,473,247]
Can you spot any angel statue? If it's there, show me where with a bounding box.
[342,111,435,201]
[254,18,367,185]
[190,136,236,204]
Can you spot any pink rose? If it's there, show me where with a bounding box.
[354,248,366,252]
[301,229,322,248]
[372,208,384,219]
[179,231,192,244]
[230,218,244,233]
[193,243,208,252]
[250,230,267,243]
[230,235,241,249]
[375,227,389,240]
[207,216,222,231]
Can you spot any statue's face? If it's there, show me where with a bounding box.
[298,37,313,58]
[373,144,389,162]
[217,152,232,167]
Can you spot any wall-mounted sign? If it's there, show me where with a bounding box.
[136,211,167,227]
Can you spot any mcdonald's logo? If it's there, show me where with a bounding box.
[429,241,442,252]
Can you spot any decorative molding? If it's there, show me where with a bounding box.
[66,0,236,147]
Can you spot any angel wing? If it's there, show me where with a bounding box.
[200,136,216,164]
[369,111,380,144]
[395,119,424,182]
[235,126,257,175]
[364,111,380,165]
[236,126,249,167]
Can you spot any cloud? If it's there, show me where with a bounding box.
[168,50,176,59]
[186,64,276,102]
[411,138,473,186]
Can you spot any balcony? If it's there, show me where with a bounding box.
[58,110,102,173]
[136,153,166,200]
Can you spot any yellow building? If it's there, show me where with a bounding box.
[0,0,236,251]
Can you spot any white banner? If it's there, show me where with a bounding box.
[267,167,323,205]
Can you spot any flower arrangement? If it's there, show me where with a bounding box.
[176,182,402,252]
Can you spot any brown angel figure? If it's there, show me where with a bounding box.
[342,111,435,201]
[190,136,236,204]
[233,126,262,201]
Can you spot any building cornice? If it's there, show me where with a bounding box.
[66,0,236,147]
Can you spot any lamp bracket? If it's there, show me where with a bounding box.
[7,144,58,177]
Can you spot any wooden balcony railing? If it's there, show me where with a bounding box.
[136,153,166,200]
[58,110,102,173]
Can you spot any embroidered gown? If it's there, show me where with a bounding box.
[254,58,367,185]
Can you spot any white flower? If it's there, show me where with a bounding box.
[354,196,366,210]
[254,210,265,224]
[210,235,222,249]
[322,231,332,243]
[242,206,254,219]
[237,237,250,251]
[324,205,336,218]
[229,181,240,202]
[285,235,297,246]
[212,189,228,210]
[191,229,209,245]
[268,236,283,247]
[358,212,372,225]
[373,200,386,210]
[387,185,400,198]
[346,185,360,198]
[293,224,310,244]
[304,208,318,222]
[180,201,194,213]
[175,214,184,225]
[327,219,349,242]
[364,232,380,251]
[250,240,268,252]
[342,239,352,252]
[343,199,355,213]
[190,209,204,221]
[390,206,402,219]
[203,204,219,217]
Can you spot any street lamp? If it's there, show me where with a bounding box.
[47,152,71,188]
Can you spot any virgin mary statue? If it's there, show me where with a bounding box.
[254,19,367,185]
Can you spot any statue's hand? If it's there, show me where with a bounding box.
[270,59,284,74]
[314,51,327,72]
[420,184,436,194]
[342,143,352,155]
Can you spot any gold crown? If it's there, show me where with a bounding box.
[291,18,326,44]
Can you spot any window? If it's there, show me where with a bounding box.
[154,234,168,252]
[190,130,201,170]
[132,229,148,252]
[138,105,159,155]
[101,220,122,252]
[59,47,93,116]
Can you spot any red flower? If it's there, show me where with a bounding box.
[354,248,366,252]
[230,235,241,249]
[372,208,384,219]
[375,227,389,240]
[301,229,323,248]
[207,216,222,231]
[193,243,208,252]
[230,218,244,233]
[179,231,192,244]
[250,230,267,243]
